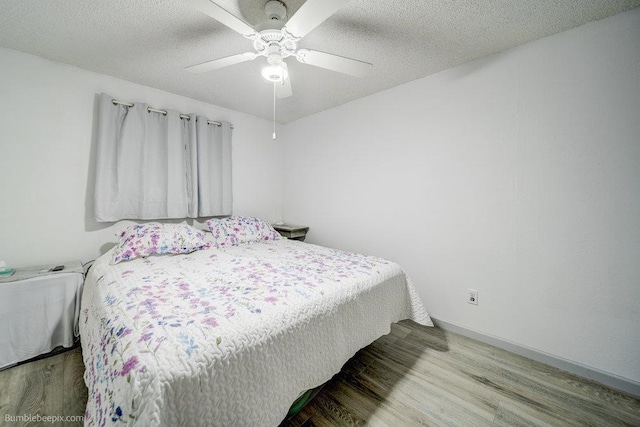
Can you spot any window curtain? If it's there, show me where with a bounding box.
[94,93,231,222]
[196,117,232,217]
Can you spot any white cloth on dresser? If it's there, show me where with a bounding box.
[0,262,84,369]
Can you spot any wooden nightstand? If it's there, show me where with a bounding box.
[273,224,309,241]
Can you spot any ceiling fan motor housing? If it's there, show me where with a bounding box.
[253,29,297,59]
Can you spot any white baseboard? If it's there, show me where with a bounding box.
[430,317,640,398]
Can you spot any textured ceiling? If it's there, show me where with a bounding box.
[1,0,639,123]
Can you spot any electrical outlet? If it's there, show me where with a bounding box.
[468,289,478,305]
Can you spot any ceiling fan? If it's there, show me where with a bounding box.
[184,0,373,98]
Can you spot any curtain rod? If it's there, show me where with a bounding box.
[111,99,233,129]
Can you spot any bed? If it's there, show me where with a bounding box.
[80,219,432,426]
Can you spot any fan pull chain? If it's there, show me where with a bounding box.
[272,82,277,140]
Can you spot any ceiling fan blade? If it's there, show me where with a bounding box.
[184,0,257,36]
[296,49,372,77]
[276,77,293,99]
[185,52,257,73]
[283,0,350,38]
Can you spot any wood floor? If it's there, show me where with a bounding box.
[0,346,86,426]
[1,321,639,426]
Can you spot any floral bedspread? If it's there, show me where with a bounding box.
[80,239,431,426]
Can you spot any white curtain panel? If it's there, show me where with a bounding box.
[196,117,233,217]
[94,93,224,222]
[94,93,196,221]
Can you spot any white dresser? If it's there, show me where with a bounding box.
[0,261,84,369]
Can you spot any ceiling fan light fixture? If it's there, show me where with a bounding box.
[261,62,289,82]
[186,0,372,103]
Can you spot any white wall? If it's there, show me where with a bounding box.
[282,9,640,384]
[0,47,282,267]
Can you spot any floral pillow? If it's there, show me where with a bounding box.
[205,216,281,248]
[111,223,210,264]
